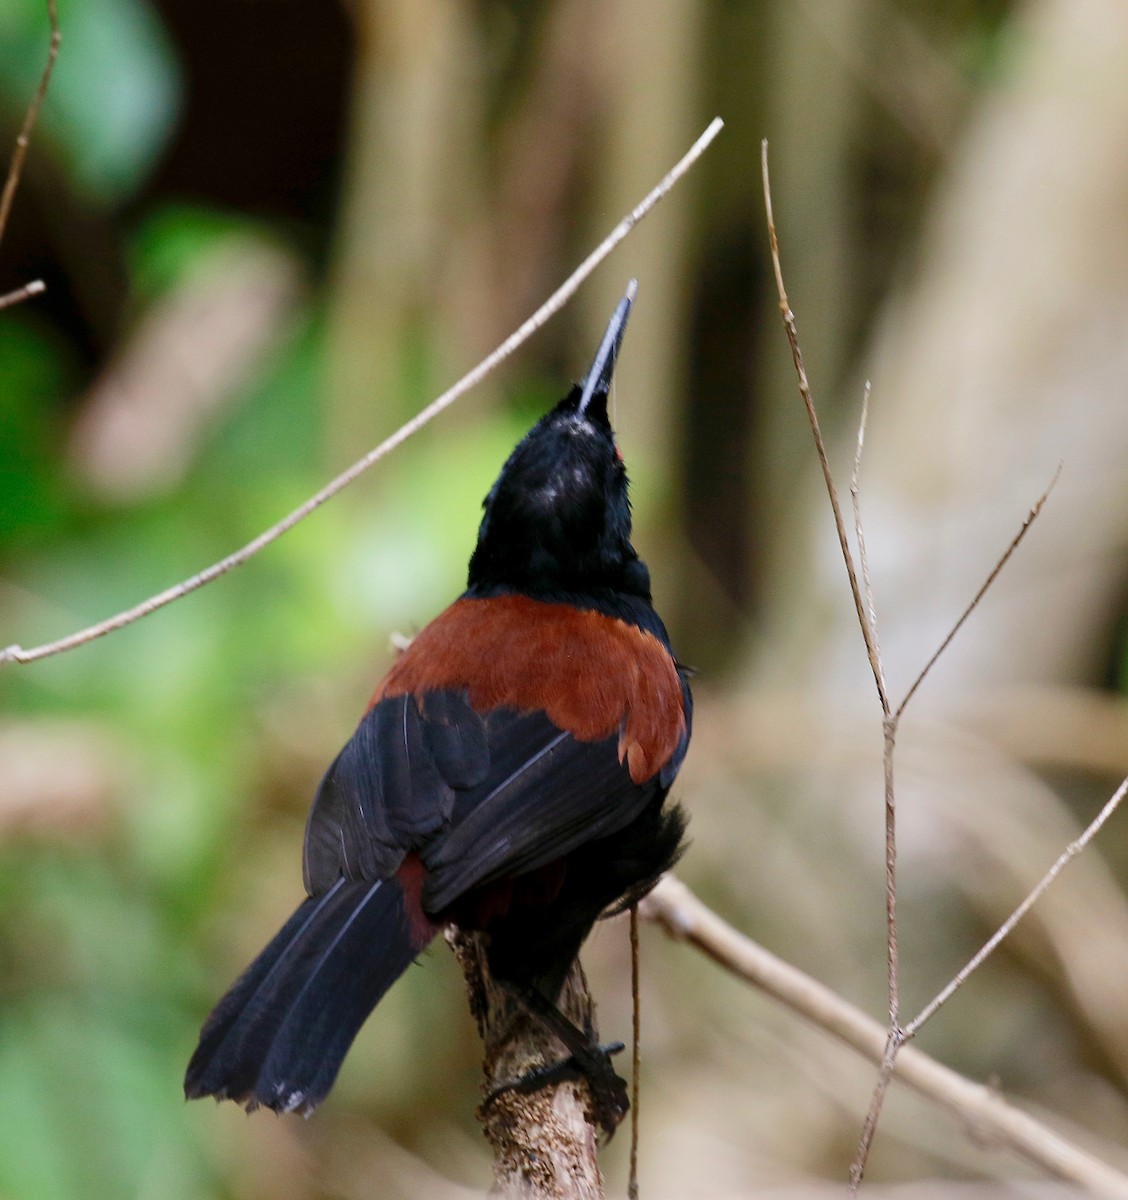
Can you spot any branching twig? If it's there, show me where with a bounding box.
[762,139,1074,1190]
[761,141,890,719]
[642,876,1128,1198]
[905,771,1128,1037]
[846,468,1062,1185]
[848,383,902,1169]
[762,139,900,1188]
[894,463,1061,721]
[0,117,724,669]
[0,0,59,311]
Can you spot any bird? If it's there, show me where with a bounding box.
[184,281,692,1134]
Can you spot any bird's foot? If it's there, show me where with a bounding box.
[485,1041,629,1139]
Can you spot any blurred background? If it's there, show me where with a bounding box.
[2,0,1128,1196]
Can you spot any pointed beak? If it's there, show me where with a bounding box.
[577,279,637,417]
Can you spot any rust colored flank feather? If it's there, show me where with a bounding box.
[370,595,685,785]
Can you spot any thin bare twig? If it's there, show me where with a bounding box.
[0,0,60,310]
[0,117,724,668]
[848,380,900,1035]
[848,1033,901,1193]
[894,462,1062,720]
[847,465,1064,1190]
[849,377,901,1192]
[855,709,899,1194]
[906,771,1128,1036]
[761,141,900,1190]
[762,141,1069,1191]
[628,903,642,1200]
[851,381,882,681]
[642,876,1128,1197]
[0,278,45,312]
[760,140,890,719]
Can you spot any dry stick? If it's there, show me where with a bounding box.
[0,117,724,669]
[848,467,1064,1192]
[0,0,59,239]
[628,904,642,1200]
[761,132,900,1030]
[894,462,1061,722]
[761,141,902,1190]
[0,278,45,313]
[760,141,889,717]
[641,876,1128,1198]
[906,771,1128,1037]
[846,380,904,1193]
[851,383,903,1195]
[849,1030,899,1195]
[762,138,1071,1191]
[0,0,58,311]
[851,464,1060,1179]
[850,381,882,679]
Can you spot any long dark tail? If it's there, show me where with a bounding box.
[185,875,433,1114]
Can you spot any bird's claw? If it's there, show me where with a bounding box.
[485,1041,629,1139]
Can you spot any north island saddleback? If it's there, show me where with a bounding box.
[185,281,692,1135]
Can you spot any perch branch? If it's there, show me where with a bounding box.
[447,930,607,1199]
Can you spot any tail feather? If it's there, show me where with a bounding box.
[185,876,432,1114]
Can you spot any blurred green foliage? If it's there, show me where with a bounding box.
[0,321,71,543]
[0,4,518,1194]
[0,0,179,202]
[0,7,578,1193]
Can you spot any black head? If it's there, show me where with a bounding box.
[467,282,651,603]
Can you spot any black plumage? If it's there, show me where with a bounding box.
[185,281,691,1125]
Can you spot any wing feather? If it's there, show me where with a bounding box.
[303,670,686,911]
[421,708,652,911]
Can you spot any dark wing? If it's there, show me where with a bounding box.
[304,596,691,907]
[302,691,490,894]
[303,689,672,913]
[421,705,658,912]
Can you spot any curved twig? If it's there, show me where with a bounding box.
[1,117,724,668]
